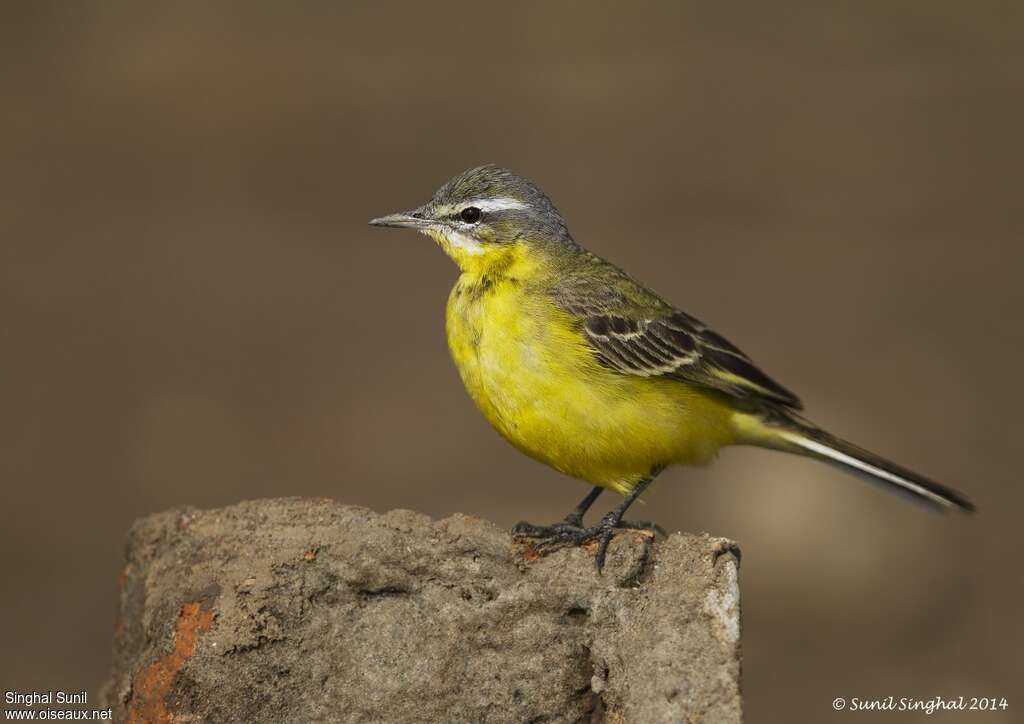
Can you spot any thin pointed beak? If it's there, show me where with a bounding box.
[368,210,433,230]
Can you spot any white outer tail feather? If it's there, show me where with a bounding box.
[778,430,962,510]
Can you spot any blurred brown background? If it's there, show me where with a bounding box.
[2,2,1021,721]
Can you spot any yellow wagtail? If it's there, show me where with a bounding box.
[370,165,974,571]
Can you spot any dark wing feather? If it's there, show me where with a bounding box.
[553,254,801,409]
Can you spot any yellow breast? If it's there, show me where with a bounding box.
[444,250,737,494]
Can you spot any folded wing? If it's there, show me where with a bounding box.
[579,309,801,409]
[551,254,801,409]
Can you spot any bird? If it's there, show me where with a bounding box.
[369,164,974,571]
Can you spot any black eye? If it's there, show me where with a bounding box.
[459,206,482,224]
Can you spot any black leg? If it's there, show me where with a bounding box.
[511,471,663,573]
[591,474,657,571]
[564,486,603,527]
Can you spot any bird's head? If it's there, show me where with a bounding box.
[369,165,575,271]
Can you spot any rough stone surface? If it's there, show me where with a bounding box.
[100,498,742,723]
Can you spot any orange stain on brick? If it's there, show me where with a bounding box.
[514,529,653,564]
[126,601,214,724]
[515,542,542,562]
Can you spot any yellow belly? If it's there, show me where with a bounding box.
[445,274,737,494]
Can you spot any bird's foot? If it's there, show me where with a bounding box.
[511,520,594,548]
[512,514,661,573]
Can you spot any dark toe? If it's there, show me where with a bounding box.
[511,521,546,536]
[593,528,617,573]
[512,521,584,539]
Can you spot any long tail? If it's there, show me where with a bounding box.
[750,413,975,512]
